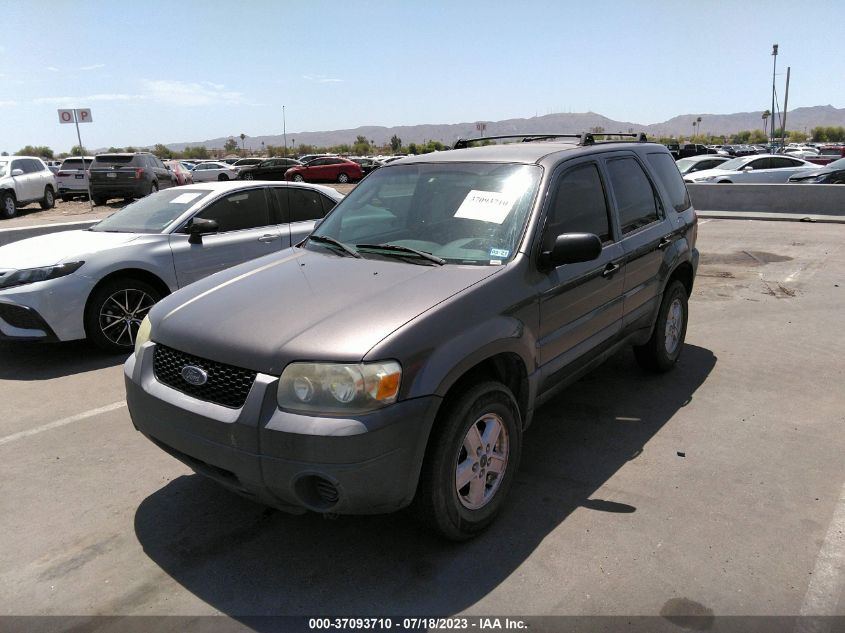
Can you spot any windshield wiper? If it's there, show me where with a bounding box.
[355,243,446,266]
[308,234,362,258]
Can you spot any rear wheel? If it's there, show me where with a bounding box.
[634,280,688,372]
[1,191,17,218]
[218,174,229,181]
[414,381,522,540]
[149,181,159,195]
[39,186,55,210]
[85,278,162,354]
[242,172,254,180]
[337,172,349,184]
[93,195,108,206]
[61,195,73,203]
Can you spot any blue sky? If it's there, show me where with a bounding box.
[3,0,843,153]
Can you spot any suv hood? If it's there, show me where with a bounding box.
[151,247,503,375]
[0,229,142,269]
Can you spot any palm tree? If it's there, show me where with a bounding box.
[239,133,246,155]
[762,110,771,138]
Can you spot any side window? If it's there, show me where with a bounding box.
[772,157,798,168]
[320,195,337,214]
[606,157,660,234]
[274,187,326,223]
[194,188,271,232]
[543,163,611,252]
[646,152,691,212]
[24,159,41,173]
[10,160,22,173]
[749,158,771,170]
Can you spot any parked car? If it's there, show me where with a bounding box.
[231,158,264,170]
[165,160,193,186]
[787,157,845,184]
[189,161,240,183]
[56,156,94,201]
[677,144,714,159]
[0,156,57,218]
[89,153,176,205]
[675,154,731,176]
[684,154,818,183]
[0,181,343,351]
[238,158,303,180]
[285,157,364,184]
[296,153,336,164]
[124,133,698,539]
[45,160,62,174]
[349,157,384,175]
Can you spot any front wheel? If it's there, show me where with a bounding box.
[293,174,305,182]
[414,381,522,540]
[40,186,55,210]
[634,280,688,372]
[1,191,17,218]
[85,278,162,354]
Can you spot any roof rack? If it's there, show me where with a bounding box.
[453,132,649,150]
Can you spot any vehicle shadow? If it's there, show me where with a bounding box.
[0,340,126,380]
[134,344,716,622]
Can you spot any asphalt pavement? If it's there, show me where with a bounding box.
[0,219,842,629]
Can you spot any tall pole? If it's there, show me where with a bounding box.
[771,44,778,148]
[283,106,288,157]
[781,67,791,148]
[74,112,94,211]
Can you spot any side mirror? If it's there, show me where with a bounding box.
[11,169,23,177]
[540,233,602,270]
[186,218,219,244]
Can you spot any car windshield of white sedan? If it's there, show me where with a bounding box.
[90,189,212,233]
[310,163,542,265]
[716,157,753,171]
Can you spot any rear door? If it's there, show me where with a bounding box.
[168,187,283,286]
[602,152,672,331]
[536,160,625,379]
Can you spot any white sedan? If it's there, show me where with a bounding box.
[684,154,819,184]
[0,181,342,352]
[189,161,240,182]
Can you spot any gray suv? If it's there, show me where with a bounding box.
[125,133,699,540]
[89,152,175,204]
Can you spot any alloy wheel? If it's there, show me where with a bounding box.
[98,288,156,348]
[455,413,509,510]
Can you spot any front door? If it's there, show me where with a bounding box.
[537,161,625,381]
[169,187,283,287]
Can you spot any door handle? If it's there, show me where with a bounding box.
[602,263,621,278]
[258,234,279,243]
[658,236,673,250]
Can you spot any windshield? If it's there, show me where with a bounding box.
[60,158,93,170]
[825,158,845,170]
[310,162,542,265]
[90,189,212,233]
[713,157,753,171]
[0,160,8,178]
[675,158,696,173]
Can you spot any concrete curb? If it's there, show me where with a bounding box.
[697,210,845,224]
[0,220,99,247]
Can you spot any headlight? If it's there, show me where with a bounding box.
[134,315,152,357]
[278,361,402,414]
[0,261,84,289]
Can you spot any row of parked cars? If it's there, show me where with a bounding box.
[0,131,698,539]
[675,152,845,184]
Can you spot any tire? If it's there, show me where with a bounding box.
[414,381,522,540]
[337,172,349,184]
[39,186,55,210]
[217,174,229,181]
[242,172,254,180]
[633,280,688,373]
[150,181,159,195]
[1,191,17,218]
[85,278,162,354]
[61,195,73,203]
[717,180,732,184]
[293,174,305,182]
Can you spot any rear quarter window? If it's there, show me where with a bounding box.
[646,152,691,212]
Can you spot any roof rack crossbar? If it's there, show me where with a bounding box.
[454,132,649,150]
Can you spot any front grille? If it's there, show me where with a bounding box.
[0,303,46,330]
[153,345,257,409]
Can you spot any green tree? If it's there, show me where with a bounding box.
[407,143,418,155]
[1,151,8,156]
[125,146,137,153]
[748,129,768,144]
[352,135,371,155]
[107,146,125,153]
[390,135,402,152]
[183,146,210,159]
[152,143,173,159]
[69,145,88,156]
[239,133,246,154]
[589,126,605,134]
[224,137,239,154]
[16,145,54,158]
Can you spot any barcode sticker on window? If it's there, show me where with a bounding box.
[169,193,203,204]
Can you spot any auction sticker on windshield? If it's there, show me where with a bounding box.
[454,190,515,224]
[170,193,203,204]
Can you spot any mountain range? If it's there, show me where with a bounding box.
[163,105,845,152]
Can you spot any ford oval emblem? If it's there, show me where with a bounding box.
[181,365,208,386]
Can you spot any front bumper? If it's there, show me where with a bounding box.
[0,275,94,341]
[125,344,441,515]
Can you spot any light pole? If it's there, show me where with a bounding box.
[771,44,778,147]
[696,117,702,141]
[283,105,288,157]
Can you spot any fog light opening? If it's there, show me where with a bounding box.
[294,474,341,512]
